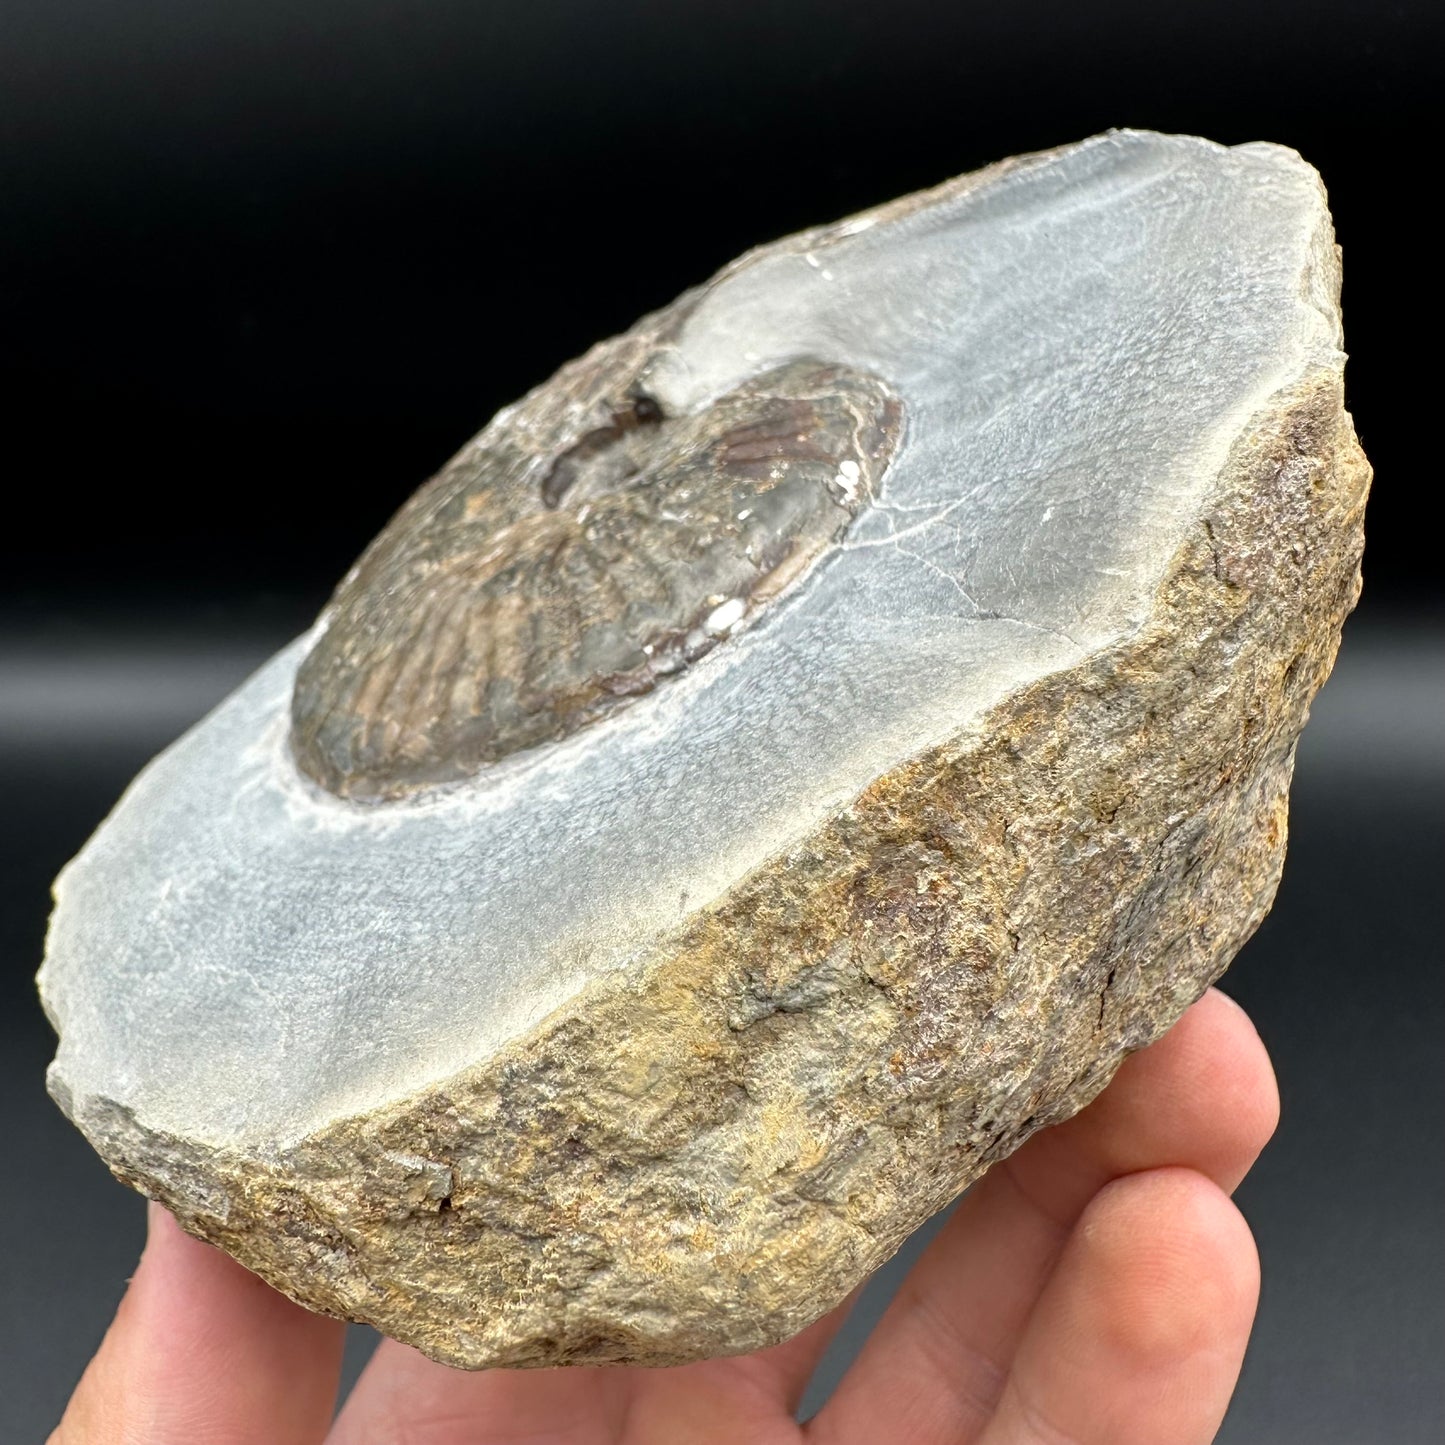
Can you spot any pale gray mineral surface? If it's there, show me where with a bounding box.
[39,130,1370,1368]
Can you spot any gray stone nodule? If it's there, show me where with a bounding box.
[38,130,1370,1369]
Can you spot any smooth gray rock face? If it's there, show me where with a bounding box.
[39,130,1368,1369]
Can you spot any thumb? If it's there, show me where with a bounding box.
[50,1202,345,1445]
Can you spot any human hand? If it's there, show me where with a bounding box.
[51,987,1277,1445]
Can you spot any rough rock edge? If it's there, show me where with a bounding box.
[62,340,1369,1368]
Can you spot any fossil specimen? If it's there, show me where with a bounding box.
[39,130,1369,1370]
[293,359,902,799]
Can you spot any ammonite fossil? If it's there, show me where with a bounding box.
[293,354,902,798]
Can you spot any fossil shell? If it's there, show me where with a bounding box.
[292,359,902,799]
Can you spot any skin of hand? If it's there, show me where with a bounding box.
[50,987,1278,1445]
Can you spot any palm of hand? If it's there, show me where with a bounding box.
[54,989,1275,1445]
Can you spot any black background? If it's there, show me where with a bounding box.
[2,3,1441,1440]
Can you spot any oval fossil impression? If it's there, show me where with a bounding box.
[292,359,903,799]
[40,132,1368,1372]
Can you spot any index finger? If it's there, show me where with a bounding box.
[806,987,1278,1444]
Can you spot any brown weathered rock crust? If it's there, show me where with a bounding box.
[92,363,1369,1368]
